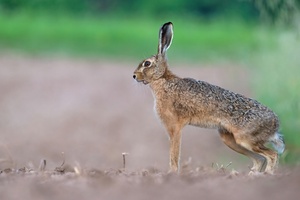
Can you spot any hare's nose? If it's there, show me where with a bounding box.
[133,74,137,79]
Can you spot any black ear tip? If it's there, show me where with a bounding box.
[163,22,173,27]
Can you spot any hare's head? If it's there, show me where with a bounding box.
[133,22,173,85]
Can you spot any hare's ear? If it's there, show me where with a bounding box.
[158,22,173,56]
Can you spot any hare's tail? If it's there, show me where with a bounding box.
[269,132,285,154]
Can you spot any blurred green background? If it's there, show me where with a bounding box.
[0,0,299,165]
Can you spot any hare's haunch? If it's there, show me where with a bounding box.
[133,22,285,174]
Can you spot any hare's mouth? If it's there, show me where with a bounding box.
[133,74,149,85]
[136,79,149,85]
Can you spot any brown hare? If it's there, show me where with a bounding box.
[133,22,285,174]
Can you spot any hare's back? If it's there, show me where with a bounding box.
[178,78,277,124]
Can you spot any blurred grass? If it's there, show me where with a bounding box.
[0,12,299,164]
[0,12,273,62]
[252,32,300,164]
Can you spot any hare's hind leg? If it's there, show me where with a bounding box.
[219,128,267,172]
[252,145,278,174]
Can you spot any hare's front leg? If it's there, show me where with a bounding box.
[166,125,183,173]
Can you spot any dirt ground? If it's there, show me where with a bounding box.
[0,54,299,200]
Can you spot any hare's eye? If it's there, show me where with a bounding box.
[144,61,151,67]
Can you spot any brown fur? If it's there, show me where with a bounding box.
[133,22,281,174]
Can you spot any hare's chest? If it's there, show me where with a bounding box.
[153,94,183,125]
[153,97,171,119]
